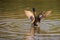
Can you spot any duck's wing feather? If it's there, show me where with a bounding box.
[36,10,52,22]
[24,10,35,23]
[42,10,52,17]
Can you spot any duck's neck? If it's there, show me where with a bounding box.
[32,8,36,17]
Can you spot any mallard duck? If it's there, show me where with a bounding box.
[24,8,52,26]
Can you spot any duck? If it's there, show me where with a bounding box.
[24,8,52,26]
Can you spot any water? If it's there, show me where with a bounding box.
[0,18,60,40]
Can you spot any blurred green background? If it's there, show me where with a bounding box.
[0,0,60,19]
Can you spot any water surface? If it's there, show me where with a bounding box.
[0,19,60,40]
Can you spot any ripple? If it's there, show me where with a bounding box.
[0,19,60,40]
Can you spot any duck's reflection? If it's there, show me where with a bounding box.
[25,25,40,40]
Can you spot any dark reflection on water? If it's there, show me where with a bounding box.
[0,19,60,40]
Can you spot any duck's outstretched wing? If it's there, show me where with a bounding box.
[42,10,52,17]
[24,10,35,23]
[36,10,52,22]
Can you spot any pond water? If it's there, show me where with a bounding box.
[0,18,60,40]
